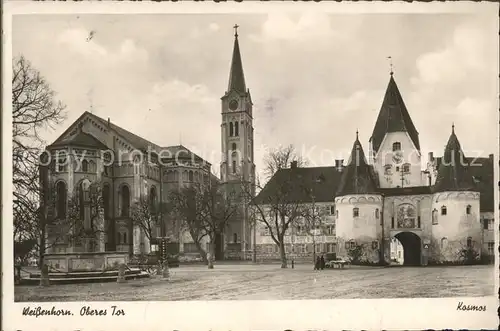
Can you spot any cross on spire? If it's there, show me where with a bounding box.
[233,24,239,37]
[387,56,393,75]
[452,122,455,133]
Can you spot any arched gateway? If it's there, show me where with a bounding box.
[394,232,422,266]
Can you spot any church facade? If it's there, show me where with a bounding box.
[254,73,494,266]
[39,29,255,260]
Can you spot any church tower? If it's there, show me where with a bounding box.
[220,25,255,259]
[369,72,422,188]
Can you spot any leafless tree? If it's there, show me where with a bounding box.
[245,145,309,268]
[263,144,307,180]
[170,181,241,269]
[300,189,328,263]
[169,185,209,263]
[12,55,66,265]
[131,195,172,253]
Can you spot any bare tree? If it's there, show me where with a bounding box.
[300,188,328,263]
[263,144,307,180]
[12,55,66,266]
[169,185,209,263]
[201,181,241,268]
[170,181,241,269]
[245,145,309,268]
[131,195,173,253]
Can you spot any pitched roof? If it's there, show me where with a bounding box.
[336,134,379,196]
[433,127,477,194]
[90,112,162,151]
[434,154,494,212]
[48,130,108,150]
[253,166,343,205]
[88,113,207,164]
[226,34,247,94]
[370,74,420,153]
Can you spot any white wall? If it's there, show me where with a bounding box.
[430,191,481,262]
[373,132,423,188]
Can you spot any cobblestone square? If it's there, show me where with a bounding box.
[15,264,494,301]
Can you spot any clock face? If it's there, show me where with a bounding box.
[229,99,239,111]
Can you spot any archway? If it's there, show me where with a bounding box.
[393,232,422,266]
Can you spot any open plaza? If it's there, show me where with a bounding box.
[15,263,494,301]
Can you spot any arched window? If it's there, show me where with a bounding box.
[232,143,237,151]
[183,171,188,181]
[149,186,157,214]
[233,233,238,243]
[229,122,234,137]
[121,185,130,217]
[55,181,67,218]
[466,205,471,215]
[353,207,359,218]
[432,209,438,225]
[123,232,128,244]
[89,160,96,173]
[384,164,392,175]
[441,206,447,216]
[82,159,89,172]
[392,142,401,151]
[174,170,179,181]
[194,171,199,182]
[466,237,472,248]
[402,163,411,173]
[375,208,380,219]
[189,171,194,182]
[235,122,239,136]
[128,164,133,175]
[78,182,85,221]
[441,237,448,249]
[232,160,237,174]
[102,184,110,220]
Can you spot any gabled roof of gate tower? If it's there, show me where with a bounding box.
[336,132,379,196]
[433,125,476,193]
[370,73,420,153]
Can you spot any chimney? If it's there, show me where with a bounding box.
[335,159,344,172]
[107,117,111,127]
[428,152,434,162]
[291,161,298,169]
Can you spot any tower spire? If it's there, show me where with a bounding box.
[227,24,246,93]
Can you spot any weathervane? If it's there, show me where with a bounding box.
[387,56,393,75]
[233,24,239,37]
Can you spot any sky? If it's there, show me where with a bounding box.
[12,12,499,179]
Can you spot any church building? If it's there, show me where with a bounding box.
[254,72,494,266]
[39,27,255,261]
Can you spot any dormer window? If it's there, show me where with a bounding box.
[392,142,401,151]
